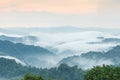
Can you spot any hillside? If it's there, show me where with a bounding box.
[0,58,84,80]
[0,40,54,68]
[59,45,120,69]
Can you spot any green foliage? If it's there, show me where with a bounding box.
[1,54,120,80]
[46,64,84,80]
[21,74,44,80]
[0,58,84,80]
[84,65,120,80]
[0,58,26,78]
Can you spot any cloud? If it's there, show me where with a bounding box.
[0,0,119,28]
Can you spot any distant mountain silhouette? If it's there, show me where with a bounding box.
[0,35,38,44]
[0,40,52,56]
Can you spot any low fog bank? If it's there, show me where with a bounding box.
[59,56,114,70]
[0,28,120,69]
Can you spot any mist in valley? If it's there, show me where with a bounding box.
[0,27,120,70]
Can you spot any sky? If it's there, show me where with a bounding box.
[0,0,120,28]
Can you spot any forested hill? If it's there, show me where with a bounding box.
[0,56,120,80]
[0,40,53,56]
[0,57,84,80]
[0,40,55,68]
[59,45,120,69]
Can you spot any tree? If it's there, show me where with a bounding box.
[84,65,120,80]
[21,74,44,80]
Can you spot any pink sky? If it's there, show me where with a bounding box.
[0,0,119,13]
[0,0,120,28]
[0,0,99,14]
[0,0,120,14]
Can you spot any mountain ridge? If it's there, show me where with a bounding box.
[59,45,120,69]
[0,40,55,68]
